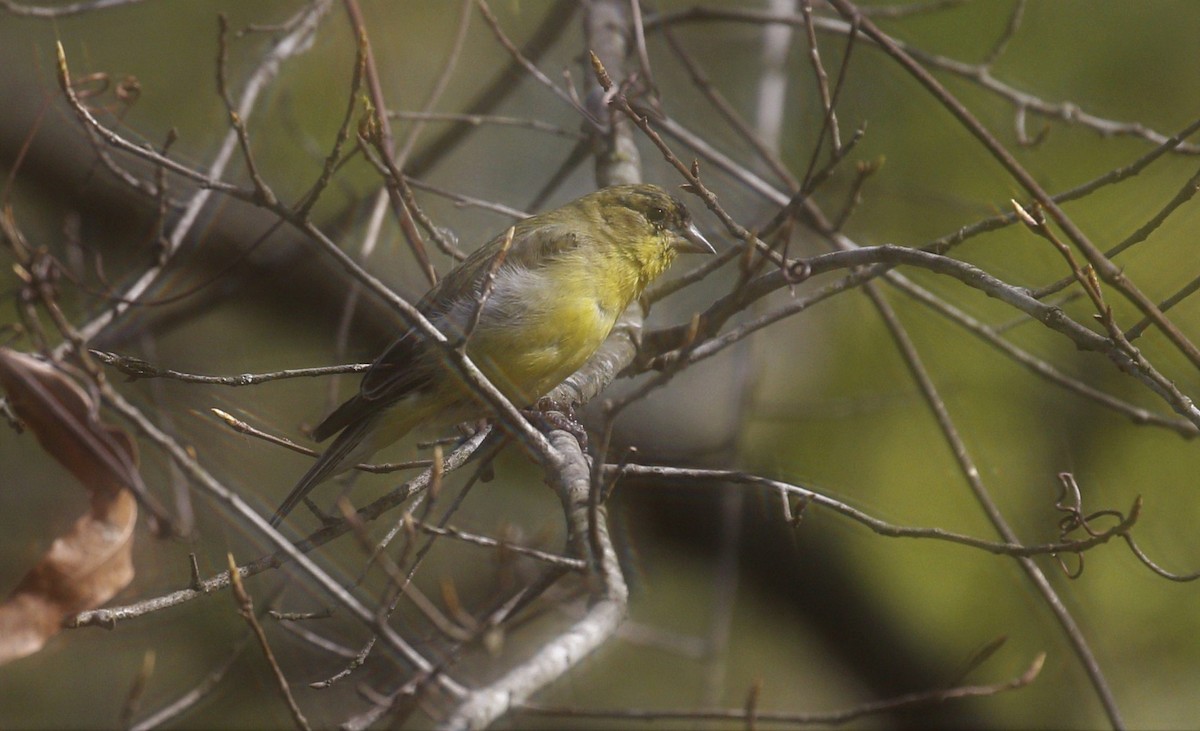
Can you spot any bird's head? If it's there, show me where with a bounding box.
[580,184,714,291]
[607,183,714,255]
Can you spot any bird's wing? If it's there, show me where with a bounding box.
[421,218,585,309]
[310,331,427,441]
[272,412,379,524]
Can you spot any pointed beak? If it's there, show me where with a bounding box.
[676,222,715,254]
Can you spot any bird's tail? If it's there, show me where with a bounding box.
[269,415,378,527]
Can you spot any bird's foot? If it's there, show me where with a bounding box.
[525,399,589,449]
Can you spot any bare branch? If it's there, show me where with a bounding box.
[441,433,628,730]
[858,274,1123,728]
[615,465,1139,559]
[53,1,334,353]
[227,553,310,731]
[519,652,1044,725]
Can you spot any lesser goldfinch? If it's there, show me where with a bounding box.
[270,184,713,526]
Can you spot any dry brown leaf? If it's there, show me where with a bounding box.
[0,349,141,495]
[0,348,139,665]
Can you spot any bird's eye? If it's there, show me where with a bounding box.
[646,206,667,225]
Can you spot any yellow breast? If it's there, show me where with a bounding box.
[461,259,620,404]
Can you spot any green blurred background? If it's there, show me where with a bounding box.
[1,1,1199,728]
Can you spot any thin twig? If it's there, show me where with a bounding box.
[799,0,841,150]
[475,0,601,130]
[54,54,555,458]
[639,245,1200,433]
[77,386,465,696]
[344,0,439,284]
[129,639,250,731]
[647,7,1200,154]
[441,433,628,730]
[91,350,370,385]
[210,407,430,474]
[1127,273,1200,341]
[660,19,798,189]
[1033,160,1200,304]
[404,1,578,177]
[227,553,310,730]
[295,24,368,219]
[216,14,278,207]
[884,272,1196,437]
[53,1,334,353]
[828,0,1200,377]
[859,277,1124,729]
[616,464,1139,559]
[981,0,1025,67]
[389,110,583,140]
[0,0,146,16]
[404,176,530,219]
[519,652,1044,725]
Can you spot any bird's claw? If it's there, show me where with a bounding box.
[525,399,589,449]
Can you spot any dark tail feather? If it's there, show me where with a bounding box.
[269,416,375,527]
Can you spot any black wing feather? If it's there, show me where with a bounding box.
[269,413,378,526]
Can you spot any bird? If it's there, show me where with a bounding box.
[269,183,714,526]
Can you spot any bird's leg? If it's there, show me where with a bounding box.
[525,397,589,449]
